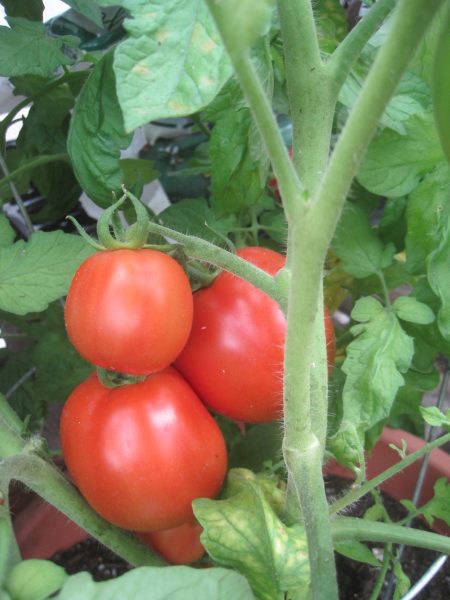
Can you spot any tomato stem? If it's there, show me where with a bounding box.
[331,517,450,555]
[146,221,284,306]
[0,452,167,567]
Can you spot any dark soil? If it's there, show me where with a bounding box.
[50,476,450,598]
[51,538,133,581]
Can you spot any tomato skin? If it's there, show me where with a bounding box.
[64,249,193,375]
[60,369,227,532]
[175,247,335,423]
[139,521,204,565]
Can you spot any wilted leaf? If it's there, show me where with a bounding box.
[194,468,309,600]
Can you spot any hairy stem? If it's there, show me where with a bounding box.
[277,0,333,195]
[0,453,166,567]
[332,517,450,555]
[146,222,283,306]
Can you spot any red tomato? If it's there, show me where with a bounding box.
[175,247,335,423]
[60,368,227,532]
[139,520,204,565]
[64,249,193,375]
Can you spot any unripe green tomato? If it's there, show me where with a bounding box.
[5,559,67,600]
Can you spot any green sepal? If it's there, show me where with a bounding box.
[97,367,147,389]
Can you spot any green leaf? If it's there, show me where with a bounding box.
[0,232,94,315]
[0,18,78,77]
[315,0,347,51]
[1,0,44,21]
[419,478,450,528]
[62,1,103,27]
[332,203,395,278]
[393,560,410,600]
[405,163,450,275]
[229,423,282,472]
[194,469,309,600]
[428,207,450,341]
[67,50,132,207]
[158,198,237,244]
[0,216,15,247]
[56,566,254,600]
[17,87,74,156]
[31,161,82,223]
[205,0,275,57]
[100,0,232,132]
[393,296,435,325]
[120,159,159,189]
[340,72,429,135]
[334,541,380,567]
[210,109,265,215]
[420,406,450,429]
[357,113,445,197]
[341,297,414,430]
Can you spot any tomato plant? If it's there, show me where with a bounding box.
[60,368,227,532]
[139,520,204,565]
[176,247,335,423]
[64,249,193,375]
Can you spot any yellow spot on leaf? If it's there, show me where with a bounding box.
[132,62,151,76]
[168,99,189,113]
[156,30,170,44]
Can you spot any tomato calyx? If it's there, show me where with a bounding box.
[67,187,153,251]
[97,367,147,389]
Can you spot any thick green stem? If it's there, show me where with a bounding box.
[332,517,450,555]
[277,0,334,195]
[0,153,70,189]
[328,0,397,93]
[284,441,338,599]
[280,1,444,597]
[329,431,450,515]
[147,222,283,305]
[0,453,166,566]
[309,0,445,260]
[284,221,339,600]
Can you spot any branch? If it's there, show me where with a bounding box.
[328,0,397,93]
[332,517,450,555]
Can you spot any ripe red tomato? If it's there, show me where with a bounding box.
[60,368,227,532]
[64,249,193,375]
[139,520,204,565]
[175,247,335,423]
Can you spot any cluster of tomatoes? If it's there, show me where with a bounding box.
[61,245,335,564]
